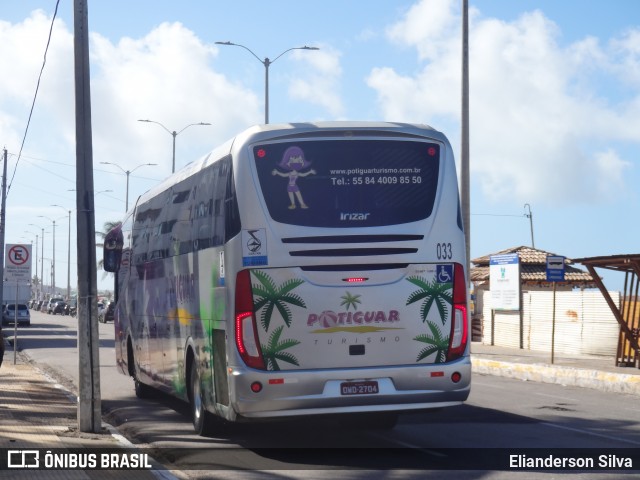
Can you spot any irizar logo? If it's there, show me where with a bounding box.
[340,212,370,221]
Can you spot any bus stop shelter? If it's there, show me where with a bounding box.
[574,254,640,369]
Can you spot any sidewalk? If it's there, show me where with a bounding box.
[1,335,639,477]
[471,341,640,396]
[0,336,177,479]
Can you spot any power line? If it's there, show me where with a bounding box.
[472,213,526,217]
[7,0,61,197]
[11,152,161,184]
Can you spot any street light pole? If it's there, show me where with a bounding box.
[100,162,157,211]
[38,216,57,295]
[29,224,45,300]
[24,231,39,299]
[215,41,319,124]
[52,205,72,299]
[137,120,211,173]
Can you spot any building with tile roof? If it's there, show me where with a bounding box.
[470,245,596,289]
[468,246,619,355]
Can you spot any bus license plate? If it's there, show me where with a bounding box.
[340,381,379,396]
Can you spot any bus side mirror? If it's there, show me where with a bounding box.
[103,225,123,273]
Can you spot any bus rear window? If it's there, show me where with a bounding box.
[253,139,440,228]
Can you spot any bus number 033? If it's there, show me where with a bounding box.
[437,243,453,260]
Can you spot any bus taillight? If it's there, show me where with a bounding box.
[235,270,266,370]
[447,263,469,362]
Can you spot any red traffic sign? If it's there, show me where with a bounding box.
[4,244,32,282]
[8,244,30,266]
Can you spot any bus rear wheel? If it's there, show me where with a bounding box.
[189,361,215,436]
[133,373,154,399]
[128,339,154,399]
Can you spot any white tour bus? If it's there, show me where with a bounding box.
[103,121,470,435]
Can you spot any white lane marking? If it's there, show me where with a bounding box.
[541,422,640,446]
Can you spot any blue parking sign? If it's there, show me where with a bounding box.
[546,255,565,282]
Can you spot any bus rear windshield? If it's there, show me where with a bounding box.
[253,139,440,228]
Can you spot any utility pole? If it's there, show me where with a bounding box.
[524,203,535,248]
[0,148,8,308]
[461,0,471,276]
[39,228,44,299]
[66,210,71,298]
[74,0,101,433]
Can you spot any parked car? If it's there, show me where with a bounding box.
[66,297,77,317]
[98,301,115,323]
[51,301,67,315]
[47,297,65,314]
[2,303,31,326]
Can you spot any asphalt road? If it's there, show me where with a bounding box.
[12,309,640,479]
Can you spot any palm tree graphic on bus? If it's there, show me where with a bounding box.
[251,270,306,370]
[406,275,454,363]
[251,270,306,331]
[271,145,316,209]
[261,325,301,371]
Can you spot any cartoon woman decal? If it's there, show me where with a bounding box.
[272,146,316,209]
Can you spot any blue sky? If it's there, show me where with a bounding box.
[1,0,638,293]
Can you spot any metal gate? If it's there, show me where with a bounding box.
[575,255,640,368]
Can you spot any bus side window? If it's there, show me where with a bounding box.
[191,162,216,251]
[223,158,241,242]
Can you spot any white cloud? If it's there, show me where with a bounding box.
[609,29,640,86]
[1,14,343,180]
[288,46,344,117]
[386,0,458,61]
[593,149,631,198]
[356,28,377,42]
[0,11,75,157]
[367,0,640,206]
[89,22,261,173]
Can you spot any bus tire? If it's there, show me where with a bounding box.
[133,373,154,399]
[128,338,154,399]
[189,361,215,436]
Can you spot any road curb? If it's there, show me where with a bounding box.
[472,356,640,396]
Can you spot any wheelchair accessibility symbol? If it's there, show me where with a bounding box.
[436,264,453,284]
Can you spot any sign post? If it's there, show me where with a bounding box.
[546,255,566,364]
[490,253,522,348]
[489,253,521,311]
[4,244,32,364]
